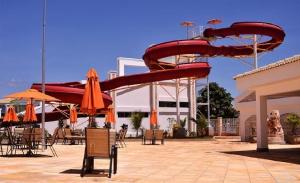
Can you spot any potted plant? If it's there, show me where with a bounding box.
[285,113,300,144]
[191,111,208,137]
[130,111,144,137]
[173,118,187,138]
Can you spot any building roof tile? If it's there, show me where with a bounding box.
[233,54,300,80]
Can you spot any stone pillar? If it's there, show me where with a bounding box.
[239,116,246,141]
[217,117,223,136]
[256,95,269,152]
[108,71,117,129]
[149,82,157,129]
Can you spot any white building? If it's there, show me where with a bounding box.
[108,57,197,136]
[235,55,300,151]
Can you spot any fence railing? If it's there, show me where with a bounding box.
[210,118,239,136]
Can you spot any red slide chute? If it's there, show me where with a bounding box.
[31,21,285,121]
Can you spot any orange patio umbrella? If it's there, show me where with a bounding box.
[150,108,158,126]
[80,68,105,115]
[105,105,115,124]
[70,106,78,124]
[23,102,37,122]
[4,89,59,102]
[3,106,19,122]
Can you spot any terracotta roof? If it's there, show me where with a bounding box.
[233,54,300,80]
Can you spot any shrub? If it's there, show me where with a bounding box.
[191,111,208,137]
[286,113,300,135]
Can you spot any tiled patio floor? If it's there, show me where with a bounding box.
[1,139,300,182]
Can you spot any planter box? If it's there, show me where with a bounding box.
[173,128,186,138]
[286,135,300,144]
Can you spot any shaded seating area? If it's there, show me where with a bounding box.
[143,129,164,145]
[81,128,117,178]
[0,127,43,156]
[0,126,59,157]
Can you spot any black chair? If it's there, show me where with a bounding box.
[45,128,58,157]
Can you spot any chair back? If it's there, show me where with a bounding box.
[57,128,64,139]
[32,128,42,142]
[85,128,110,158]
[14,128,24,137]
[110,130,116,145]
[21,128,32,144]
[144,129,153,139]
[73,129,82,136]
[117,129,123,141]
[50,128,58,146]
[64,128,72,136]
[122,129,127,138]
[154,129,164,140]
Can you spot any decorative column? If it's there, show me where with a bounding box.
[149,82,157,129]
[217,117,223,136]
[256,94,269,152]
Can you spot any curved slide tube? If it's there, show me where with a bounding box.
[31,21,285,121]
[31,62,210,105]
[143,22,285,70]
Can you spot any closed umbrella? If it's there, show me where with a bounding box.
[70,106,78,124]
[105,105,115,124]
[150,109,158,126]
[3,106,19,122]
[70,106,78,130]
[23,102,37,122]
[81,68,105,126]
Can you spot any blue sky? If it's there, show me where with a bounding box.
[0,0,299,98]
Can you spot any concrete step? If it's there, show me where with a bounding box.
[213,136,241,140]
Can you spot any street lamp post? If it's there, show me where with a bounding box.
[41,0,47,151]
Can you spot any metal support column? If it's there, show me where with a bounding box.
[41,0,47,151]
[206,76,214,136]
[254,34,258,69]
[175,56,180,123]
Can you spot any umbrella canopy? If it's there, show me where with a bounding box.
[70,106,78,124]
[150,109,158,125]
[4,89,60,102]
[80,68,105,115]
[105,105,115,123]
[23,103,37,122]
[3,106,19,122]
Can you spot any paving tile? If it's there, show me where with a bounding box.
[0,139,300,182]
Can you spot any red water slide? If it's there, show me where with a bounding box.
[31,21,285,120]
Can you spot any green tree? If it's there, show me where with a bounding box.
[197,82,239,119]
[130,111,144,137]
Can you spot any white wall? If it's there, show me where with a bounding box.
[114,80,190,136]
[235,55,300,141]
